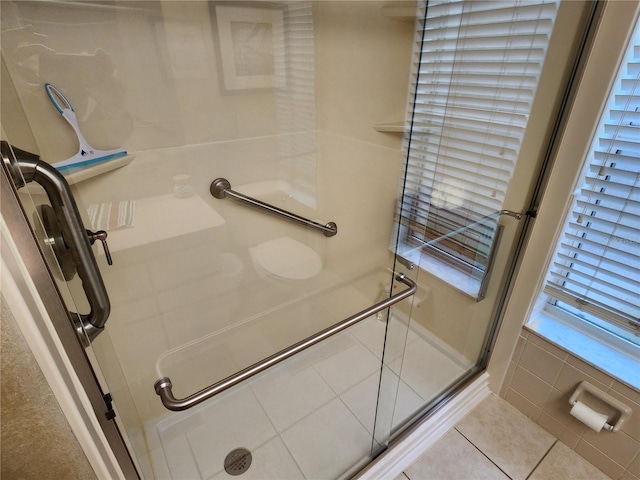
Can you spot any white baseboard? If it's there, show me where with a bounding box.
[356,372,491,480]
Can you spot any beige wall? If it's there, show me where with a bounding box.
[1,297,97,480]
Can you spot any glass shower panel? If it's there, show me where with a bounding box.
[2,1,416,478]
[372,0,591,444]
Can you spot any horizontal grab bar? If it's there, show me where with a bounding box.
[154,273,416,411]
[210,178,337,237]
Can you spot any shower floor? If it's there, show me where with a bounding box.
[143,315,470,480]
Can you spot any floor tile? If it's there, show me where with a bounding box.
[160,434,201,480]
[339,373,380,434]
[182,387,277,479]
[455,394,555,480]
[313,340,381,394]
[286,331,358,374]
[349,314,416,363]
[404,430,510,480]
[529,441,611,480]
[340,371,425,436]
[209,437,305,480]
[280,398,373,480]
[349,316,388,359]
[146,319,476,480]
[391,379,428,429]
[391,337,466,401]
[249,361,336,431]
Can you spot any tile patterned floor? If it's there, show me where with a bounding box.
[398,394,612,480]
[145,315,468,480]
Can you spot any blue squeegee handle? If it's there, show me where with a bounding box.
[43,83,128,172]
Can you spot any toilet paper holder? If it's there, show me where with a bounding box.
[569,381,632,433]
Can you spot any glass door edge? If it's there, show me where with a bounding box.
[1,164,139,479]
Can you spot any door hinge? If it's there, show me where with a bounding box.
[103,393,116,421]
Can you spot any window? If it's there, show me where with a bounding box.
[398,0,559,295]
[542,19,640,345]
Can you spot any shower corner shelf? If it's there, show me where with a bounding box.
[373,122,407,133]
[62,154,135,185]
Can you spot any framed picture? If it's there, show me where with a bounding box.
[213,4,286,92]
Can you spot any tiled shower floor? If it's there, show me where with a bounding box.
[144,315,470,480]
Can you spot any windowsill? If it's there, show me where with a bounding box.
[526,312,640,391]
[395,241,482,299]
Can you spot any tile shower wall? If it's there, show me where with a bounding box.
[501,328,640,480]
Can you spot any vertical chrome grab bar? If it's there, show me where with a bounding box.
[477,224,504,301]
[397,209,524,301]
[154,273,416,411]
[1,142,110,343]
[210,178,338,237]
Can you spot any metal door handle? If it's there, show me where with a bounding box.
[87,229,113,265]
[1,141,110,343]
[154,273,416,411]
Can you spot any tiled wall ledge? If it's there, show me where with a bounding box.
[501,328,640,480]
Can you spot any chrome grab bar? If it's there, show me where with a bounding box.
[1,142,111,343]
[154,273,416,411]
[210,178,337,237]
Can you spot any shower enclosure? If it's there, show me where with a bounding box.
[1,1,590,478]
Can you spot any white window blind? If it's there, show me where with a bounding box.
[275,2,318,208]
[544,21,640,338]
[400,0,558,280]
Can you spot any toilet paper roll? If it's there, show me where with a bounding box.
[570,401,609,432]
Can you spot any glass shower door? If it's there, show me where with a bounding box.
[1,1,417,478]
[371,0,594,447]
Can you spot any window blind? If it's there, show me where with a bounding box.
[401,0,558,277]
[544,23,640,336]
[276,2,318,208]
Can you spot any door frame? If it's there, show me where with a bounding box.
[1,163,139,479]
